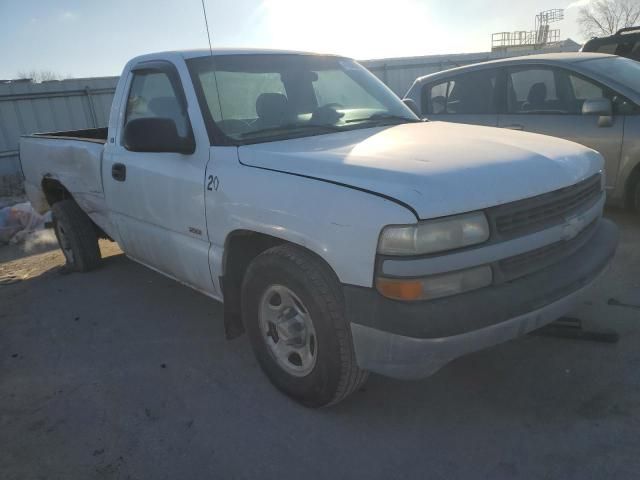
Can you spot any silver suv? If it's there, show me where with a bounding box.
[404,53,640,212]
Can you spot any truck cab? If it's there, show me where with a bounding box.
[20,49,618,406]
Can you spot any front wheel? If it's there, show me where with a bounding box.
[241,244,368,407]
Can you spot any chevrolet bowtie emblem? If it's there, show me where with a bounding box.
[562,215,586,241]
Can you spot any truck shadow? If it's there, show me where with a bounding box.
[3,242,638,420]
[2,228,639,479]
[2,210,638,437]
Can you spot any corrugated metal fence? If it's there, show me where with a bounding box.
[0,45,580,197]
[0,77,117,196]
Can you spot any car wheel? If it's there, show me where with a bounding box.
[241,244,368,407]
[51,199,102,272]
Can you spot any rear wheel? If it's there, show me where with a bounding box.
[52,199,101,272]
[241,244,368,407]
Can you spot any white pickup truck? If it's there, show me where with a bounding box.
[20,49,618,407]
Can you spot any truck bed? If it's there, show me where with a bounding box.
[19,129,114,238]
[28,127,108,144]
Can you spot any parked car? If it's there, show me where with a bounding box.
[582,27,640,61]
[20,49,618,407]
[404,53,640,212]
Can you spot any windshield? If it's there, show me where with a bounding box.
[187,54,418,144]
[580,56,640,92]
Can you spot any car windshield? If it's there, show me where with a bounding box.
[187,54,418,144]
[580,56,640,92]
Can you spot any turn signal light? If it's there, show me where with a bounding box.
[376,278,424,301]
[376,265,493,302]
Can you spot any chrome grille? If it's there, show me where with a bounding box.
[488,174,602,239]
[497,220,598,282]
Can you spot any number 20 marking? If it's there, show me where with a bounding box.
[207,175,219,191]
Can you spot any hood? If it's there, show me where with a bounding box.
[238,122,603,220]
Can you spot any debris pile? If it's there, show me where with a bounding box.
[0,202,51,244]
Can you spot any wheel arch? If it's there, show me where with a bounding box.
[41,177,110,240]
[41,177,73,207]
[220,229,342,340]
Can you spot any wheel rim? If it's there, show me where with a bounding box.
[55,221,74,264]
[259,285,318,377]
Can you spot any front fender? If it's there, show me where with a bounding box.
[207,157,417,288]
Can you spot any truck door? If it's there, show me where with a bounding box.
[498,66,624,189]
[102,60,216,295]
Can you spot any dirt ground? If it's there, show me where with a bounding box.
[1,210,639,480]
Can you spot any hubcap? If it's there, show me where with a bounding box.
[55,221,74,264]
[259,285,317,377]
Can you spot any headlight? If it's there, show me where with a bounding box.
[376,265,493,301]
[378,211,490,256]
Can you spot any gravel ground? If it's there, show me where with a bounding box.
[1,210,639,480]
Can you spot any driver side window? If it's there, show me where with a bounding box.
[125,71,190,137]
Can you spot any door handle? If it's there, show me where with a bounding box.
[112,163,126,182]
[502,124,524,131]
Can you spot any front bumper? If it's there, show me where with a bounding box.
[346,218,619,380]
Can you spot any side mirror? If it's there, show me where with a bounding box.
[123,117,195,154]
[582,98,613,127]
[403,98,421,117]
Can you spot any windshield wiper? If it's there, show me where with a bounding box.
[345,114,421,125]
[240,123,343,138]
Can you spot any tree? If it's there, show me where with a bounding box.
[578,0,640,38]
[15,70,64,83]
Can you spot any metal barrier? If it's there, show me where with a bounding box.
[0,77,117,196]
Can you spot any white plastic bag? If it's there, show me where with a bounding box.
[0,202,51,244]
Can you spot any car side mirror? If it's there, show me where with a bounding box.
[123,117,195,154]
[582,98,613,128]
[403,98,421,117]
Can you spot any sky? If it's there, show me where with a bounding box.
[0,0,591,80]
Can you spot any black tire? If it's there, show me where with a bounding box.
[51,199,101,272]
[241,244,368,407]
